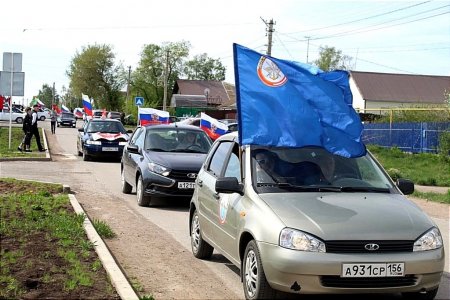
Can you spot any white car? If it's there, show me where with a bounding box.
[0,108,24,123]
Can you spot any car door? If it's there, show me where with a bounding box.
[213,142,242,258]
[123,127,144,187]
[197,141,236,253]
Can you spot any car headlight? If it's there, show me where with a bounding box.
[148,162,170,176]
[280,228,326,252]
[413,227,443,252]
[86,140,101,145]
[119,142,127,146]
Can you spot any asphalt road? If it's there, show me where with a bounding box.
[0,120,448,300]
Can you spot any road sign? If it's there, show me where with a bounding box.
[135,97,144,106]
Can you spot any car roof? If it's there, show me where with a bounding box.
[142,124,204,131]
[88,118,121,123]
[215,131,238,142]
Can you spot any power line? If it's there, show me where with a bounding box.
[285,1,432,35]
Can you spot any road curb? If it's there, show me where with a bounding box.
[68,193,139,300]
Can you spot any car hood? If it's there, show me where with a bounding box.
[88,132,129,141]
[145,151,207,171]
[259,192,435,241]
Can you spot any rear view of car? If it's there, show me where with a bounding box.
[107,111,122,120]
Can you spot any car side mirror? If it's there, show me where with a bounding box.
[215,177,244,196]
[126,144,140,155]
[78,128,84,132]
[127,129,133,133]
[396,178,414,195]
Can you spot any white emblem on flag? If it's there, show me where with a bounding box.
[257,57,287,87]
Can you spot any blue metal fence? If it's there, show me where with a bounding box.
[362,122,450,153]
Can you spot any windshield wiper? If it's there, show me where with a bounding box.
[338,186,391,193]
[170,149,205,153]
[147,148,166,152]
[257,182,340,192]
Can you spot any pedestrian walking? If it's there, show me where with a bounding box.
[50,109,57,134]
[18,107,33,152]
[31,104,46,152]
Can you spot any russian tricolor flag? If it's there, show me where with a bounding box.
[61,104,70,113]
[82,93,92,116]
[138,107,169,126]
[200,112,228,140]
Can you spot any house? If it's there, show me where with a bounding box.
[350,71,450,112]
[171,79,236,118]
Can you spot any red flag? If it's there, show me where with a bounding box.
[0,95,4,110]
[52,104,61,114]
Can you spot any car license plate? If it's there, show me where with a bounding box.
[342,263,404,277]
[102,147,118,151]
[178,182,195,189]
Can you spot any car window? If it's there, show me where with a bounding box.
[144,128,211,153]
[134,129,145,149]
[224,143,241,181]
[130,127,144,145]
[208,141,233,177]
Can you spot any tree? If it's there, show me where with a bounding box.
[37,84,55,107]
[67,44,126,111]
[314,46,353,71]
[184,53,226,81]
[131,41,190,109]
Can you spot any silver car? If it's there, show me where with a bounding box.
[189,132,444,299]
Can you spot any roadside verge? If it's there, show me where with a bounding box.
[68,192,139,300]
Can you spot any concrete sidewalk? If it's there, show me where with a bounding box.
[415,185,449,194]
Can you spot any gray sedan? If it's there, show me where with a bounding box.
[189,132,444,300]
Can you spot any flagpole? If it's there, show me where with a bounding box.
[8,53,13,149]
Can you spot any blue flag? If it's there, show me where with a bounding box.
[233,43,366,158]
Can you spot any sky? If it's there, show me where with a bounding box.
[1,0,449,105]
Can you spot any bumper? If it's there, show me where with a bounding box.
[84,144,125,157]
[58,121,76,127]
[257,242,445,295]
[141,169,196,198]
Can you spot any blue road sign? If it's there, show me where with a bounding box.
[135,96,144,106]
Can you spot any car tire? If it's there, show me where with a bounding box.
[57,124,60,127]
[15,117,23,124]
[136,175,151,207]
[190,210,213,259]
[243,240,276,300]
[402,287,439,300]
[40,116,45,121]
[121,168,132,194]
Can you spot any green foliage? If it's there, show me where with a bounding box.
[439,131,450,158]
[374,106,450,123]
[67,44,126,111]
[314,45,353,71]
[184,53,226,80]
[413,190,450,204]
[36,84,57,107]
[92,219,116,239]
[368,145,450,187]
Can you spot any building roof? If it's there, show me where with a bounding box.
[350,71,450,104]
[172,80,230,106]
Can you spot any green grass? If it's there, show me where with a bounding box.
[0,178,117,299]
[413,190,450,204]
[0,126,46,158]
[368,145,450,187]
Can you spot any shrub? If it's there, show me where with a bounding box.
[439,132,450,159]
[387,168,403,181]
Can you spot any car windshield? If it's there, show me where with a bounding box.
[86,121,126,133]
[251,146,395,193]
[144,128,212,153]
[61,113,73,118]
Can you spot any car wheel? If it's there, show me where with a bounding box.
[16,117,23,124]
[40,116,45,121]
[243,240,276,300]
[190,210,213,259]
[136,175,151,207]
[402,287,439,300]
[121,168,132,194]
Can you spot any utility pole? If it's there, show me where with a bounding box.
[163,50,169,111]
[305,36,311,64]
[52,82,55,108]
[261,17,275,56]
[126,66,131,114]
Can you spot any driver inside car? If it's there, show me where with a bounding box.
[177,132,200,150]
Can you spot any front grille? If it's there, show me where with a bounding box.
[321,275,417,288]
[170,170,197,180]
[326,241,414,253]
